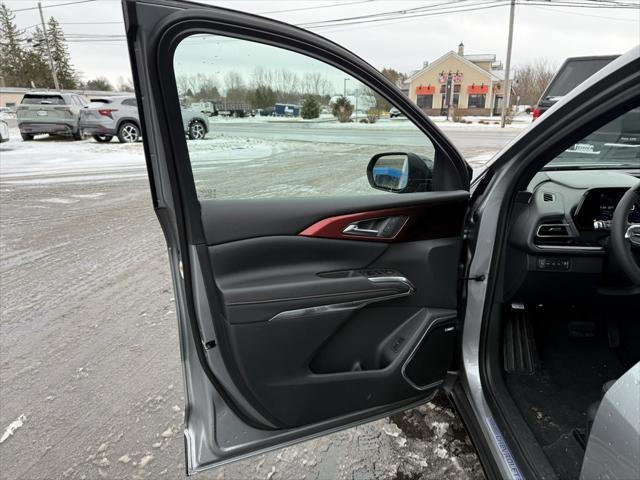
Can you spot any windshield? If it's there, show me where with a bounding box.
[545,57,617,98]
[544,107,639,170]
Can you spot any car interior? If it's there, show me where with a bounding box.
[488,106,640,479]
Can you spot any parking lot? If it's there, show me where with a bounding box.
[0,117,525,479]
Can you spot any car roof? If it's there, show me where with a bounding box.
[24,91,67,96]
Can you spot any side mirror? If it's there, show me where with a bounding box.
[367,152,433,193]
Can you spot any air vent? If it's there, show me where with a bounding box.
[536,223,571,237]
[542,192,555,202]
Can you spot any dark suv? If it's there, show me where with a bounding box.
[533,55,619,120]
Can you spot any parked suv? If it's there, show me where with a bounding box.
[533,55,619,120]
[16,92,87,140]
[80,95,210,142]
[80,96,142,143]
[0,119,9,143]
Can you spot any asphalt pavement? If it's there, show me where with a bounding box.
[0,122,523,479]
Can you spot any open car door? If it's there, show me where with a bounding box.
[123,0,472,474]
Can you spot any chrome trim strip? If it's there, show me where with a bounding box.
[342,215,409,239]
[535,223,573,238]
[268,276,415,321]
[625,224,640,246]
[535,244,604,252]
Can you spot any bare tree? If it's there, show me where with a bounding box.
[514,59,556,106]
[224,71,246,102]
[117,76,134,92]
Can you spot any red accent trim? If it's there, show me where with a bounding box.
[467,85,488,94]
[415,85,435,95]
[299,204,466,242]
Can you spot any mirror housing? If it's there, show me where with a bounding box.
[367,152,434,193]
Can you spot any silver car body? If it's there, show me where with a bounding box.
[80,96,209,140]
[80,96,140,138]
[17,92,86,137]
[0,119,9,143]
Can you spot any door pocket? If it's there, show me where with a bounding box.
[402,319,457,390]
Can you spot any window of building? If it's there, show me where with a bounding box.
[453,84,461,93]
[468,94,486,109]
[416,94,433,109]
[453,94,459,106]
[440,84,446,94]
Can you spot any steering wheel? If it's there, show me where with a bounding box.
[610,181,640,285]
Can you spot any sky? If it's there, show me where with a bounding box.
[4,0,640,86]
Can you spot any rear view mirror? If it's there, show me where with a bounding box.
[367,152,433,193]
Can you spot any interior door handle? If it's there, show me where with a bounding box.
[342,215,408,239]
[342,224,380,235]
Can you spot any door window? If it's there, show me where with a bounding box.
[173,34,439,201]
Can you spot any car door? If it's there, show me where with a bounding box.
[123,0,472,474]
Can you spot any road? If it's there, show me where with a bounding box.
[208,119,522,157]
[0,124,521,479]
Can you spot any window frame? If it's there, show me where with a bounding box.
[468,94,486,109]
[416,94,433,109]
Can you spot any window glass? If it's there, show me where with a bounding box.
[545,107,639,170]
[545,57,615,97]
[21,94,65,105]
[468,94,485,109]
[173,34,437,200]
[416,94,433,109]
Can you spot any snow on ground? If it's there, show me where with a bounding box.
[0,129,276,186]
[0,126,517,480]
[208,113,532,130]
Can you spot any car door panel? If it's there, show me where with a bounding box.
[199,219,464,429]
[124,0,470,472]
[200,192,468,244]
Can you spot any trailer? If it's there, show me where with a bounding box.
[212,101,252,117]
[274,103,300,117]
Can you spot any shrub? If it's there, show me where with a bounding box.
[451,107,463,122]
[366,108,380,124]
[331,96,354,123]
[300,95,320,120]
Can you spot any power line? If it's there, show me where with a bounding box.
[257,0,375,15]
[13,0,97,13]
[525,2,640,21]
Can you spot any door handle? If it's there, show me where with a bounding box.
[342,215,408,239]
[342,224,380,235]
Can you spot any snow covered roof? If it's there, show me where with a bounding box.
[464,54,496,63]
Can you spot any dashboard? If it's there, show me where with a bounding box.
[503,169,639,303]
[574,188,640,231]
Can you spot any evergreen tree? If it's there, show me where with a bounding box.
[331,96,354,123]
[47,16,77,88]
[24,26,52,88]
[300,95,320,120]
[252,85,277,109]
[85,77,113,91]
[0,3,26,86]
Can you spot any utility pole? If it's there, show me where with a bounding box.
[500,0,515,128]
[38,1,60,90]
